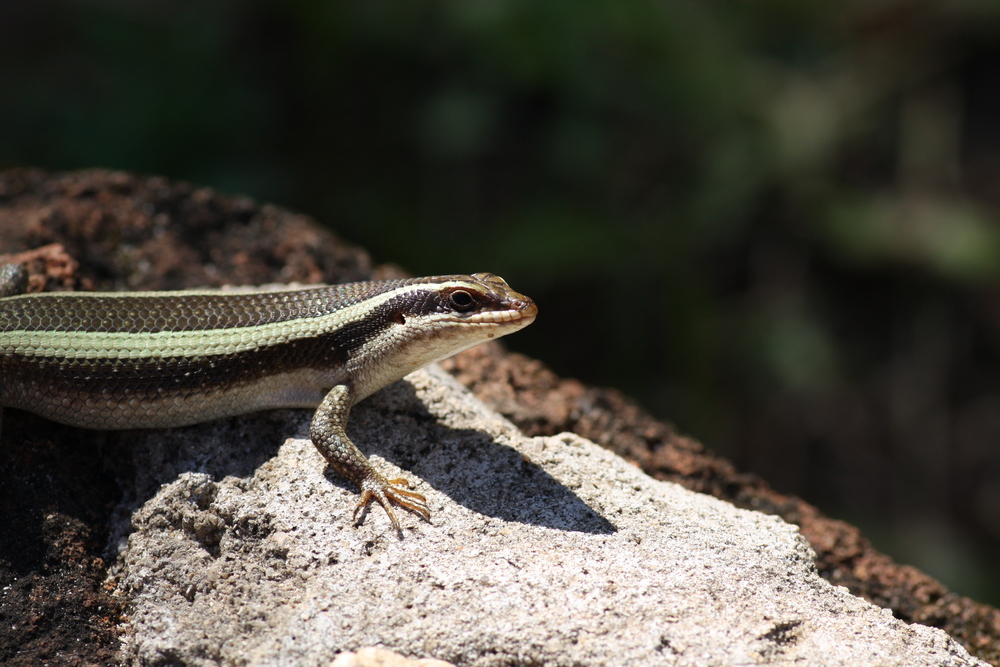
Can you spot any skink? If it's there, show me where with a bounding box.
[0,264,537,532]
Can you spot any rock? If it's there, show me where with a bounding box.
[112,366,985,666]
[2,168,994,665]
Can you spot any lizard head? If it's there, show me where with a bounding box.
[348,273,537,399]
[431,272,537,331]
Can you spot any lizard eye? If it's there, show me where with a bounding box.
[448,289,476,312]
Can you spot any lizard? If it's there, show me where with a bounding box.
[0,263,536,533]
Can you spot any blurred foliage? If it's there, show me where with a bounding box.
[3,0,1000,604]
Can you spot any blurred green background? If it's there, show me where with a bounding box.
[3,0,1000,605]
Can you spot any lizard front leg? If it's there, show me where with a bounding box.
[309,383,430,534]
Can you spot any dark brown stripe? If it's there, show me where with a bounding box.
[1,334,330,401]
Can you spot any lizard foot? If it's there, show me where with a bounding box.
[354,475,430,534]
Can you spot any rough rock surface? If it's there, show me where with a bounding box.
[111,366,983,666]
[442,344,1000,663]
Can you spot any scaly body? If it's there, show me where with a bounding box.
[0,265,536,532]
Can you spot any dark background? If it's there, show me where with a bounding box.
[3,0,1000,605]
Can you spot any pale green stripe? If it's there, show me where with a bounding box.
[1,284,413,359]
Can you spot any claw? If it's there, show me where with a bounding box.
[353,475,430,534]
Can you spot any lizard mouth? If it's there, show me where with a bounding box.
[509,298,538,323]
[466,297,537,326]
